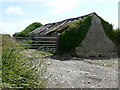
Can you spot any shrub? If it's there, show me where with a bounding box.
[13,22,42,37]
[2,34,45,88]
[59,15,93,53]
[99,17,116,43]
[113,29,120,46]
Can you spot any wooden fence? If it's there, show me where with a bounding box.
[14,37,59,54]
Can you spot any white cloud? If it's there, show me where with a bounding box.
[0,0,119,2]
[44,0,119,14]
[0,0,46,2]
[80,0,119,2]
[2,0,119,15]
[6,7,25,15]
[45,0,80,14]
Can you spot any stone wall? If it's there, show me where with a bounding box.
[75,15,118,59]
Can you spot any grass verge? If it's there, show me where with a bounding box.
[1,34,46,88]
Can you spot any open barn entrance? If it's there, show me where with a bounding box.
[14,37,58,54]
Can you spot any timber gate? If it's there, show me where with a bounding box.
[14,37,59,54]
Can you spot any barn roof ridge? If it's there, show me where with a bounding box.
[44,12,97,26]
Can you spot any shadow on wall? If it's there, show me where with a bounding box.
[50,51,118,60]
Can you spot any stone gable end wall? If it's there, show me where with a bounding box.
[75,15,118,58]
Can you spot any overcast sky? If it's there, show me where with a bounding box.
[0,0,119,35]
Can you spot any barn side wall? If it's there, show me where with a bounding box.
[75,15,118,59]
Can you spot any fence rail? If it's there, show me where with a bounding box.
[14,37,58,54]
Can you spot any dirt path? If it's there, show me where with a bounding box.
[22,49,118,88]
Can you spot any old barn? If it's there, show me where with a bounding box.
[29,12,117,59]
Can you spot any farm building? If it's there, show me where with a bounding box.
[29,12,118,59]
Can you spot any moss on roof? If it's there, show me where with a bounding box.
[45,23,70,35]
[44,12,96,36]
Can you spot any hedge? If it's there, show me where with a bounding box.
[13,22,42,37]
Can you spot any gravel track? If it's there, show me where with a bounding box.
[22,49,118,88]
[44,58,118,88]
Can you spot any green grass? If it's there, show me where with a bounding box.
[59,15,93,53]
[38,51,53,56]
[1,34,45,88]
